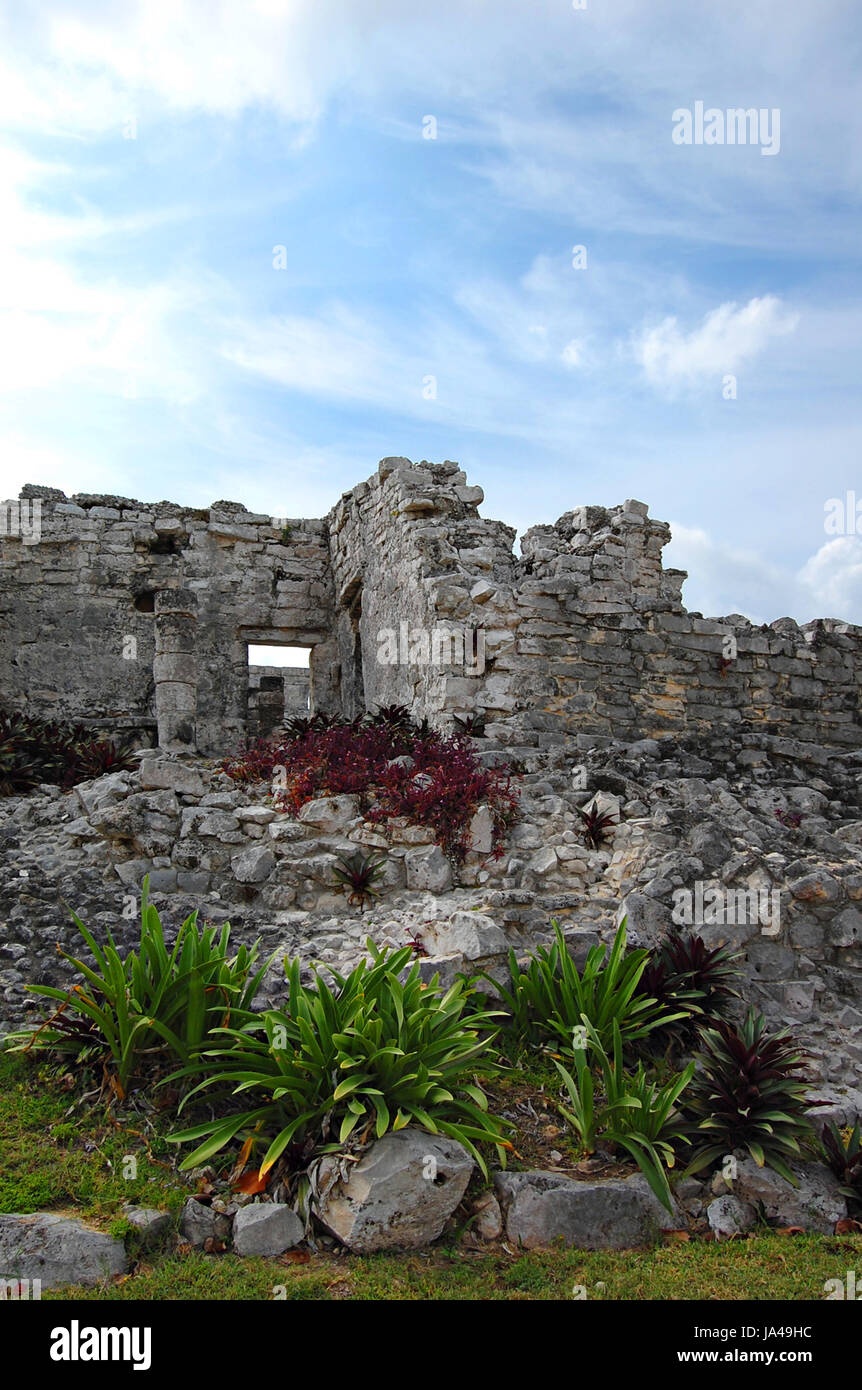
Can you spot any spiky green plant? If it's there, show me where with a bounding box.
[820,1119,862,1207]
[332,850,387,907]
[168,942,509,1178]
[555,1018,694,1212]
[486,919,687,1058]
[4,878,271,1096]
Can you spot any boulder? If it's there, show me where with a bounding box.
[416,953,467,991]
[493,1170,679,1250]
[403,845,453,893]
[180,1197,232,1248]
[122,1205,172,1246]
[421,911,507,961]
[472,1192,503,1240]
[529,846,559,876]
[0,1213,128,1289]
[829,908,862,949]
[315,1130,473,1252]
[467,805,495,853]
[707,1195,756,1238]
[138,760,205,796]
[231,845,276,883]
[233,1203,304,1256]
[298,795,361,832]
[719,1158,846,1233]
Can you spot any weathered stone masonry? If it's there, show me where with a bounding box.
[3,461,861,753]
[1,460,861,1115]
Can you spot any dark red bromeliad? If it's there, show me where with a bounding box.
[221,715,519,861]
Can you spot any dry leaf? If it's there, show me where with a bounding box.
[229,1136,254,1181]
[835,1218,862,1235]
[232,1167,269,1195]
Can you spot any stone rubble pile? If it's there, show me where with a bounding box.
[1,731,860,1114]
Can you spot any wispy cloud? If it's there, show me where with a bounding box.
[0,1,859,626]
[633,296,799,393]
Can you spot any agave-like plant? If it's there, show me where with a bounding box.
[453,712,486,738]
[0,707,136,795]
[168,942,509,1178]
[682,1008,815,1184]
[365,703,415,732]
[577,803,617,850]
[487,919,688,1058]
[5,878,272,1096]
[68,736,137,782]
[332,850,387,908]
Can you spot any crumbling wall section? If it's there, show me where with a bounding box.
[0,488,333,755]
[516,502,862,748]
[3,469,861,755]
[326,457,518,722]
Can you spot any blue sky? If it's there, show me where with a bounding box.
[1,0,861,622]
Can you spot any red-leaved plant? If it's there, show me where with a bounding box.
[221,722,519,861]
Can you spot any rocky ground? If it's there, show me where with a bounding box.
[1,729,860,1119]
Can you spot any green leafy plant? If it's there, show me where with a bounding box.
[5,879,271,1096]
[820,1119,862,1207]
[552,1023,639,1154]
[682,1009,815,1185]
[332,850,387,908]
[488,919,687,1058]
[168,942,509,1178]
[555,1019,694,1212]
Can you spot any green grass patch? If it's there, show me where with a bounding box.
[0,1052,186,1224]
[51,1233,861,1301]
[4,1052,859,1303]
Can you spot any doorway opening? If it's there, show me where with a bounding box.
[247,643,310,739]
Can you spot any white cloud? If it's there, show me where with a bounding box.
[666,522,862,625]
[798,537,862,622]
[220,305,420,410]
[0,140,207,401]
[633,296,798,392]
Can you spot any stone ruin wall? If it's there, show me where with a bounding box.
[3,461,861,755]
[0,488,333,754]
[2,459,862,1103]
